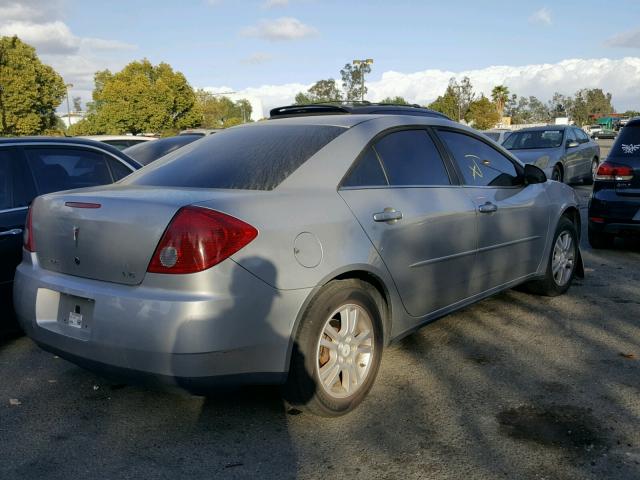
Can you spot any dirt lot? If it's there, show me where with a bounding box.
[0,169,638,479]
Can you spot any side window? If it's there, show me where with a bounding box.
[575,129,589,143]
[0,150,14,210]
[565,129,577,144]
[342,147,387,187]
[107,157,134,181]
[438,130,522,187]
[373,130,450,186]
[25,147,114,195]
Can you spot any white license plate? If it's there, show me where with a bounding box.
[68,311,83,329]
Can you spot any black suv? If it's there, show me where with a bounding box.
[588,118,640,248]
[1,137,141,327]
[270,102,450,119]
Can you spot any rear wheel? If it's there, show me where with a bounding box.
[525,217,578,296]
[588,227,614,249]
[551,165,563,183]
[283,279,384,416]
[584,158,599,185]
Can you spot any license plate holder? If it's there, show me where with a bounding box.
[57,294,94,332]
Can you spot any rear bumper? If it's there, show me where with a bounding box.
[13,252,311,388]
[589,189,640,236]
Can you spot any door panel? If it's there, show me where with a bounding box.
[340,187,478,316]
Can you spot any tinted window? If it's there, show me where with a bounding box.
[565,129,577,143]
[127,125,346,190]
[373,130,450,186]
[342,148,387,187]
[575,129,590,143]
[124,135,201,165]
[25,147,114,195]
[438,130,521,187]
[611,126,640,158]
[483,132,500,141]
[503,129,564,149]
[104,140,131,151]
[0,151,14,210]
[108,157,133,181]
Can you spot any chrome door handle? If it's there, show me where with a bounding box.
[373,208,403,223]
[478,202,498,213]
[0,228,23,237]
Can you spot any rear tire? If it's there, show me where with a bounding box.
[588,227,614,249]
[283,279,384,417]
[525,217,578,296]
[584,158,598,185]
[551,165,563,183]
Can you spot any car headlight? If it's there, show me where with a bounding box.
[534,156,550,169]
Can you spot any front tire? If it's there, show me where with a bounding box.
[283,279,384,416]
[551,165,563,183]
[525,217,578,296]
[584,158,598,185]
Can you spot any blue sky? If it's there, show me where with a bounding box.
[2,0,640,115]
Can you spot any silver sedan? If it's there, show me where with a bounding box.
[14,113,583,416]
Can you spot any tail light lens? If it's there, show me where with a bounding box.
[595,162,634,181]
[24,206,36,252]
[147,206,258,274]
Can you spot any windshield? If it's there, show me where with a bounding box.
[503,130,564,150]
[125,124,346,190]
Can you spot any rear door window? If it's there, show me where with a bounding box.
[0,150,14,210]
[373,130,451,186]
[24,147,114,195]
[107,157,134,181]
[438,130,522,187]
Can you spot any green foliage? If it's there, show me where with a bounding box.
[0,35,66,135]
[466,95,501,130]
[196,91,252,128]
[294,79,343,104]
[340,63,371,101]
[428,85,459,119]
[569,88,614,126]
[428,77,475,121]
[72,59,201,135]
[491,85,509,117]
[379,96,410,105]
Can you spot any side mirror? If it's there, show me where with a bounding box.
[524,164,546,184]
[566,140,579,148]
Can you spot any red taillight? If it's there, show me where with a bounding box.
[147,206,258,274]
[24,206,36,252]
[595,162,634,181]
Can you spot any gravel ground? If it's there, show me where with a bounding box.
[0,174,638,479]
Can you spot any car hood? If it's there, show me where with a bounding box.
[508,148,559,168]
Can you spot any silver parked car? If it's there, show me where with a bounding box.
[14,112,584,416]
[503,125,600,184]
[482,128,512,144]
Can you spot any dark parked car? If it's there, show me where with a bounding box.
[588,119,640,248]
[503,125,600,184]
[123,134,202,165]
[0,137,140,326]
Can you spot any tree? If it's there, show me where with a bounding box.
[547,92,571,118]
[491,85,509,118]
[340,62,371,101]
[294,78,343,104]
[380,96,410,105]
[196,90,252,128]
[428,85,459,119]
[466,95,501,130]
[0,35,66,135]
[569,88,614,126]
[72,59,201,135]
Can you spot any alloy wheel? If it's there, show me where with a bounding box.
[552,231,575,286]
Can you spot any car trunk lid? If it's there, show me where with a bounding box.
[31,185,228,285]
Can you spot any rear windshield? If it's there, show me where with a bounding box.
[125,124,346,190]
[503,130,564,149]
[611,125,640,158]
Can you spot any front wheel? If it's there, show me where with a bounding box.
[551,166,563,183]
[283,279,384,416]
[584,158,599,185]
[525,217,578,296]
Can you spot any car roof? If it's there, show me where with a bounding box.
[78,135,157,141]
[269,102,450,120]
[512,125,571,132]
[0,136,142,168]
[625,117,640,128]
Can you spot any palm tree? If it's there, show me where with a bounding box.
[491,85,510,118]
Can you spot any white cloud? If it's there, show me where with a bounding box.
[529,7,552,26]
[0,0,63,22]
[241,17,317,41]
[241,52,274,64]
[0,21,78,54]
[606,28,640,49]
[263,0,289,8]
[203,57,640,119]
